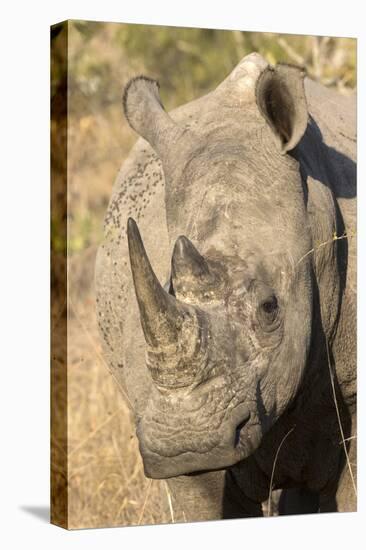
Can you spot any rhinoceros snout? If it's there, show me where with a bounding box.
[136,400,251,479]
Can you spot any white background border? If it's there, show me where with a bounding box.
[1,1,364,548]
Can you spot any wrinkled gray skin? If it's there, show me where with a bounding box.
[95,53,356,520]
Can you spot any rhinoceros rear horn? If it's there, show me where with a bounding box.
[171,235,218,297]
[172,236,210,280]
[256,63,308,153]
[123,76,186,164]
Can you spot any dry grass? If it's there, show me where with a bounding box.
[65,250,181,529]
[51,22,356,528]
[325,337,357,498]
[267,427,296,517]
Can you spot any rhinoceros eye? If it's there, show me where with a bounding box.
[262,295,278,314]
[258,294,280,330]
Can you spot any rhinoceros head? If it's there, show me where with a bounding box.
[123,54,314,478]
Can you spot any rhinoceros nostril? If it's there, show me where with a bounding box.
[234,417,250,447]
[163,277,175,297]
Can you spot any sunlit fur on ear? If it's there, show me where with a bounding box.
[122,76,165,140]
[123,76,163,131]
[122,75,196,178]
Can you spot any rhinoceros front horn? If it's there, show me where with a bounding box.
[127,217,183,348]
[127,218,205,387]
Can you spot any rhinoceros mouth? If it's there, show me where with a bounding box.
[137,402,251,479]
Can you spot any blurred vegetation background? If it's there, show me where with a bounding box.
[51,21,356,529]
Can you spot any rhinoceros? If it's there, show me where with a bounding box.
[95,53,356,520]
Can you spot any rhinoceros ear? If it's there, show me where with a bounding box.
[256,63,308,153]
[123,76,185,160]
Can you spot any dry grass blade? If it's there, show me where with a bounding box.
[267,426,295,517]
[164,482,175,523]
[296,232,351,266]
[339,435,357,445]
[112,433,128,482]
[115,496,129,521]
[325,338,357,497]
[138,479,153,525]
